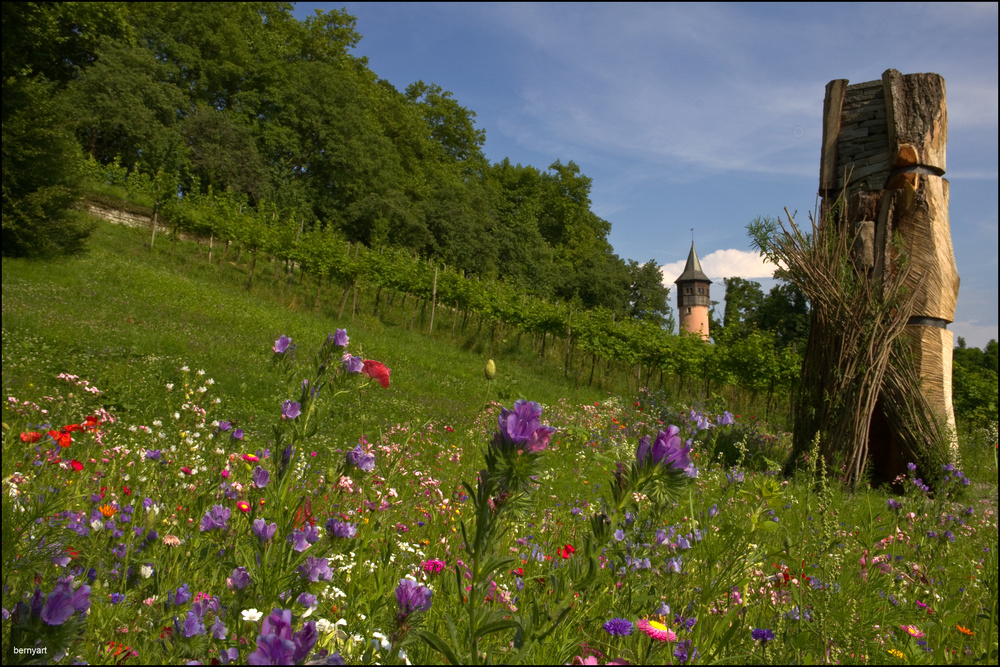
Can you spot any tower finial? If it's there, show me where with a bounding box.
[691,228,694,244]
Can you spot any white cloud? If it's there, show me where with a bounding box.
[950,321,998,350]
[660,248,778,286]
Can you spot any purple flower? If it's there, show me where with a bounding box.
[603,617,634,636]
[494,400,556,454]
[218,421,232,432]
[674,639,698,663]
[297,592,316,608]
[252,466,270,489]
[253,519,277,542]
[345,445,375,473]
[40,578,91,626]
[751,628,775,643]
[299,556,332,582]
[211,617,228,640]
[145,449,162,460]
[110,593,125,604]
[281,400,301,420]
[395,578,433,618]
[342,354,365,374]
[184,609,207,637]
[231,567,251,590]
[332,329,349,348]
[887,498,902,510]
[288,529,312,553]
[637,426,693,472]
[200,505,231,532]
[907,462,917,472]
[231,428,244,440]
[273,336,292,355]
[168,583,190,607]
[666,556,683,573]
[219,648,240,665]
[326,519,357,539]
[248,632,296,665]
[717,411,735,426]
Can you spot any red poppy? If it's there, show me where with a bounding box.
[362,360,392,388]
[20,431,43,444]
[70,460,84,471]
[48,429,72,448]
[122,485,131,496]
[512,567,524,577]
[64,423,84,433]
[559,544,576,559]
[84,415,103,430]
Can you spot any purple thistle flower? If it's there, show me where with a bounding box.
[395,578,433,618]
[230,567,251,590]
[494,400,556,454]
[345,445,375,473]
[603,617,634,636]
[273,336,292,355]
[751,628,775,643]
[253,519,277,542]
[298,556,332,582]
[281,400,301,420]
[326,519,357,539]
[200,505,231,532]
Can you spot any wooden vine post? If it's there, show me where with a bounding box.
[814,68,959,482]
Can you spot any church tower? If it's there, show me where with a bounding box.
[675,242,711,340]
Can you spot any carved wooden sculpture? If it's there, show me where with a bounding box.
[818,69,960,481]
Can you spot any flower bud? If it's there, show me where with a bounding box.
[484,359,496,381]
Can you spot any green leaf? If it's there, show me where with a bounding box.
[475,619,520,640]
[415,629,462,666]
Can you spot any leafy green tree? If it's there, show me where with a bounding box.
[405,81,487,163]
[756,280,810,350]
[1,78,93,257]
[953,338,999,425]
[627,259,674,329]
[720,277,764,341]
[181,104,270,203]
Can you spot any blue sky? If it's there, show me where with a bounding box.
[295,2,998,347]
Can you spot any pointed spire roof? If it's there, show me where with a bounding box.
[674,242,712,284]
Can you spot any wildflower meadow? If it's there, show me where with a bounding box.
[2,226,998,665]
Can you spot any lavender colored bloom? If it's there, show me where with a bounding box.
[219,648,240,665]
[281,400,301,420]
[887,498,902,510]
[345,445,375,473]
[494,400,556,454]
[695,414,712,431]
[184,609,207,637]
[614,528,625,542]
[907,462,917,472]
[248,632,296,665]
[253,519,277,542]
[40,579,91,626]
[145,449,162,460]
[297,592,316,607]
[603,618,634,636]
[666,556,683,573]
[273,336,292,355]
[727,468,744,484]
[674,639,698,663]
[396,578,433,618]
[231,428,244,441]
[332,329,349,348]
[200,505,231,532]
[231,567,251,590]
[168,583,191,607]
[709,503,718,518]
[676,535,691,550]
[110,593,125,604]
[637,426,692,472]
[655,602,671,616]
[211,617,228,640]
[342,354,365,373]
[717,411,735,426]
[288,529,312,553]
[751,628,775,643]
[218,421,232,432]
[299,556,332,582]
[326,519,357,539]
[655,529,668,546]
[253,466,270,489]
[52,553,71,568]
[784,606,811,621]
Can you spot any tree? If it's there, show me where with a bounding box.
[404,81,486,163]
[627,259,674,329]
[2,78,93,257]
[720,277,764,341]
[755,280,810,350]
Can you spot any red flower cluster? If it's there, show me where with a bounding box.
[362,360,391,388]
[559,544,576,559]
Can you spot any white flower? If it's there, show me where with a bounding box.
[90,519,103,531]
[196,369,205,376]
[180,366,190,372]
[174,412,181,420]
[316,619,332,633]
[165,384,174,391]
[371,631,390,651]
[152,420,162,427]
[140,564,154,579]
[242,609,263,622]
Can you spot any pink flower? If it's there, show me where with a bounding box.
[637,618,676,642]
[901,624,924,638]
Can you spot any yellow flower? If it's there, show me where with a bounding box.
[887,648,906,660]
